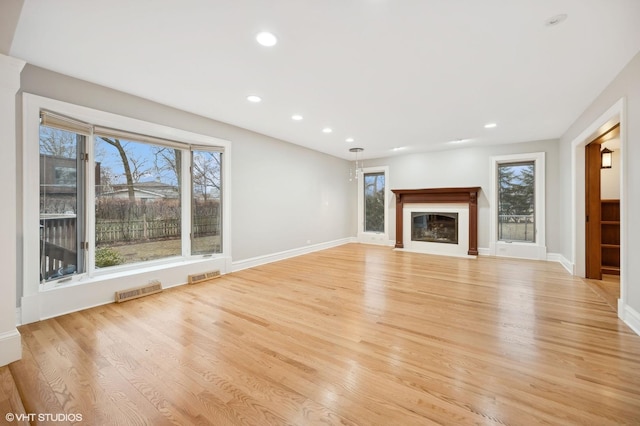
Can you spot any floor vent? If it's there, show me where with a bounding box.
[115,280,163,303]
[188,270,221,284]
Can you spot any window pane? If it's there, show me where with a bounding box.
[39,125,85,281]
[192,150,222,255]
[364,172,385,233]
[498,161,535,242]
[94,137,182,267]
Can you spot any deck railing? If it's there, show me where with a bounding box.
[40,214,220,279]
[40,214,77,280]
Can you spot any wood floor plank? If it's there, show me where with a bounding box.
[0,366,29,426]
[9,244,640,424]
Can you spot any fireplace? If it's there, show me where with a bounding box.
[411,212,458,244]
[391,187,480,256]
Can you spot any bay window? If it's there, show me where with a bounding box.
[26,96,229,294]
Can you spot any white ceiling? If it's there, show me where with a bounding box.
[8,0,640,160]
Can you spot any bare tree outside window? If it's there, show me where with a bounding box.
[192,150,222,255]
[34,106,227,285]
[364,172,385,233]
[94,137,182,266]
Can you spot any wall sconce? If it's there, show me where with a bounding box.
[601,147,613,169]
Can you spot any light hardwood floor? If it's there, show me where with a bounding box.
[9,244,640,425]
[0,366,28,425]
[585,274,621,312]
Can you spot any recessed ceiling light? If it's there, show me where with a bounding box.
[345,137,355,143]
[256,32,278,47]
[392,147,406,151]
[247,95,262,103]
[291,114,303,121]
[322,127,333,134]
[484,123,497,129]
[545,14,567,27]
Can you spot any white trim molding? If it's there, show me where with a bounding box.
[232,238,354,272]
[0,54,25,91]
[0,54,26,366]
[619,303,640,336]
[546,253,573,274]
[0,330,22,367]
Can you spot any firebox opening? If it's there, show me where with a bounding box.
[411,212,458,244]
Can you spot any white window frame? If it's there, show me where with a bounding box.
[489,152,546,260]
[357,166,390,245]
[22,93,232,323]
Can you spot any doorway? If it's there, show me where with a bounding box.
[585,124,620,278]
[571,98,626,319]
[584,123,621,309]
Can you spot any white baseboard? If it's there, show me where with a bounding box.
[232,238,354,272]
[0,329,22,366]
[546,253,573,274]
[480,249,574,274]
[619,302,640,336]
[20,293,39,325]
[489,241,547,260]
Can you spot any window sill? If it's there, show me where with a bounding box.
[39,254,226,292]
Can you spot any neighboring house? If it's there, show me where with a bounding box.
[39,154,76,196]
[101,181,180,200]
[39,153,102,213]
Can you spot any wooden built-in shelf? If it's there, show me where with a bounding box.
[601,199,620,276]
[602,265,621,275]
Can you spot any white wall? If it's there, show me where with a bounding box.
[0,0,23,55]
[231,129,354,261]
[362,139,561,254]
[559,51,640,332]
